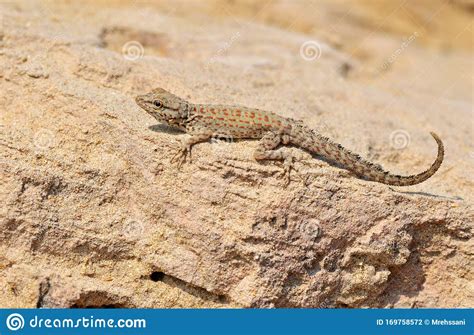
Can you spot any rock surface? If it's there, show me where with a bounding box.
[0,1,472,308]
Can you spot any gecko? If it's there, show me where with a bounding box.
[135,88,444,186]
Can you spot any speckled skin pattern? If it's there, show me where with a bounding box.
[136,88,444,186]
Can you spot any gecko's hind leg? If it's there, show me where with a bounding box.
[254,131,296,186]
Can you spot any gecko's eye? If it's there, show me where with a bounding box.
[153,100,163,108]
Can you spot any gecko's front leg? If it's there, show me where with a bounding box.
[171,129,212,168]
[254,131,296,185]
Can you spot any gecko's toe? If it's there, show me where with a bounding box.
[171,147,189,169]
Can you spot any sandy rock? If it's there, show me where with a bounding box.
[0,1,472,308]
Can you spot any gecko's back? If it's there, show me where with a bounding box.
[191,104,289,139]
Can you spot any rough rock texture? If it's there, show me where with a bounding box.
[0,1,472,308]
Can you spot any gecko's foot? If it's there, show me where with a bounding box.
[170,146,191,168]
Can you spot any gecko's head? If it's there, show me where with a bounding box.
[135,88,187,126]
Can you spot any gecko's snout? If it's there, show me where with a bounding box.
[135,94,152,111]
[135,95,145,105]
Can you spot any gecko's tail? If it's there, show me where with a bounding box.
[296,128,444,186]
[374,132,444,186]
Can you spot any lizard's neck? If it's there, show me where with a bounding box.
[179,103,197,130]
